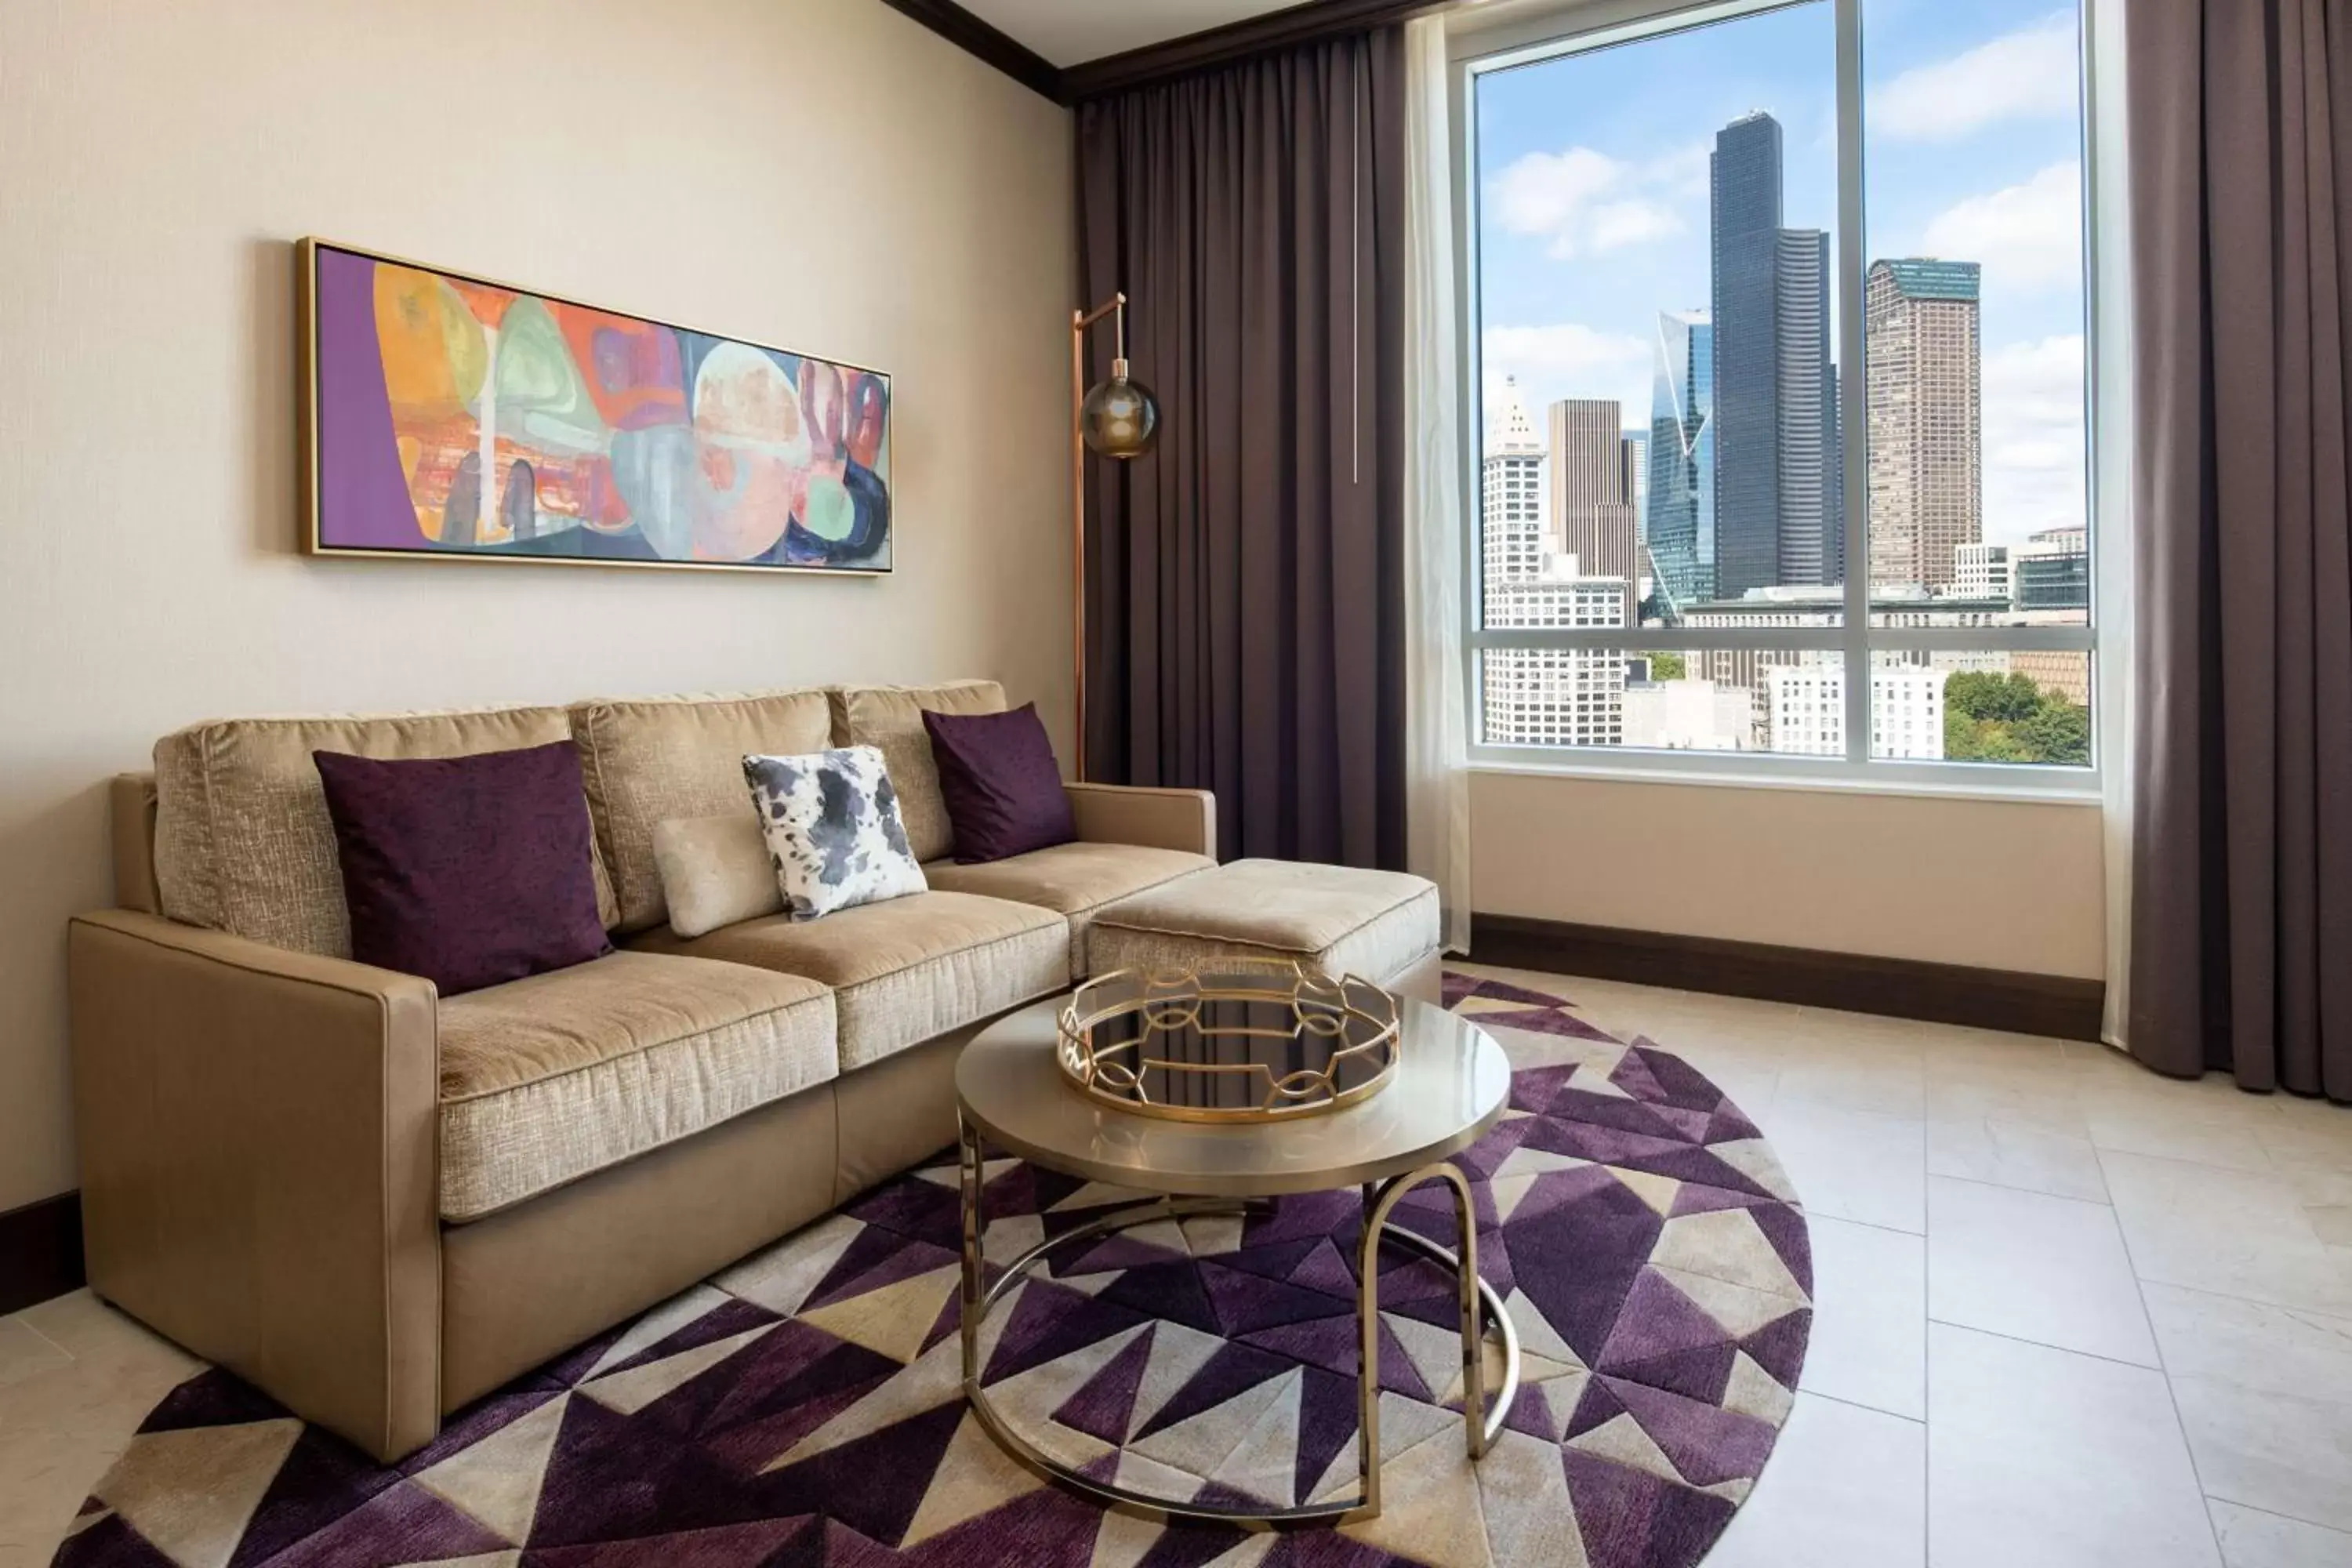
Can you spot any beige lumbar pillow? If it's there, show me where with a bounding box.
[652,814,782,938]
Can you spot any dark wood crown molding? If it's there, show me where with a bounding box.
[878,0,1449,107]
[874,0,1063,101]
[1058,0,1446,101]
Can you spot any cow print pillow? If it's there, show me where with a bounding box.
[741,746,928,920]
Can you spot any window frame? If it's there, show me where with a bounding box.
[1447,0,2114,797]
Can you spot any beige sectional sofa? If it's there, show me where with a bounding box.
[68,680,1232,1462]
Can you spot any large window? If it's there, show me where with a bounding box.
[1460,0,2097,779]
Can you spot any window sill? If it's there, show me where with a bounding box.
[1466,753,2103,807]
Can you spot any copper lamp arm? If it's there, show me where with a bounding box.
[1076,293,1129,368]
[1070,291,1136,785]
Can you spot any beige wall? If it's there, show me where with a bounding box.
[1470,771,2107,978]
[0,0,1073,1211]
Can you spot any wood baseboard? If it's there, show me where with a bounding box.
[0,1191,85,1315]
[1469,913,2107,1042]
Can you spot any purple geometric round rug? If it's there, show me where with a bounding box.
[52,972,1810,1568]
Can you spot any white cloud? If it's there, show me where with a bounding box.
[1491,147,1619,248]
[1644,142,1713,201]
[1589,201,1685,252]
[1921,161,2082,294]
[1481,323,1653,452]
[1870,13,2079,143]
[1982,334,2087,543]
[1488,143,1704,260]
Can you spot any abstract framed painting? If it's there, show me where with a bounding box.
[299,238,891,575]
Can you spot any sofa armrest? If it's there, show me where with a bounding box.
[1065,782,1218,859]
[69,909,443,1461]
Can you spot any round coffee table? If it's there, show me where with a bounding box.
[953,991,1518,1529]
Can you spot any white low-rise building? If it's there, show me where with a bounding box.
[1953,543,2011,601]
[1621,678,1751,751]
[1482,553,1631,748]
[1765,664,1944,759]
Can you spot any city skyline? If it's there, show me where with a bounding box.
[1472,1,2092,764]
[1486,103,1999,620]
[1477,0,2088,558]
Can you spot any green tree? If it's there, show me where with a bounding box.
[1647,652,1687,681]
[1946,708,2027,762]
[2018,701,2092,766]
[1939,670,2091,766]
[1945,671,2043,724]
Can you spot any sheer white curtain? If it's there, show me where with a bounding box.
[1402,13,1472,953]
[2089,0,2135,1048]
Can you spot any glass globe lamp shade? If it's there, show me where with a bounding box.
[1080,364,1159,459]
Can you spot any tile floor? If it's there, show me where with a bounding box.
[0,1291,200,1568]
[2,964,2348,1567]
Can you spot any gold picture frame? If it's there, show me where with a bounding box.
[299,237,893,576]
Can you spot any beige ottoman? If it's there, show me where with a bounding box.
[1084,858,1444,1004]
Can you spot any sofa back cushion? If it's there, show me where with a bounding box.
[571,690,833,932]
[830,681,1006,864]
[153,705,616,957]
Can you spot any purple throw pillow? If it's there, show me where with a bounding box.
[313,741,611,996]
[923,702,1076,864]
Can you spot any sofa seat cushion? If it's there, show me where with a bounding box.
[437,950,836,1222]
[632,891,1068,1071]
[924,842,1213,976]
[1085,858,1440,985]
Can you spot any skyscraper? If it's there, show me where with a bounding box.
[1712,114,1781,601]
[1482,376,1545,597]
[1775,228,1839,586]
[1646,309,1715,617]
[1621,431,1648,542]
[1825,364,1845,586]
[1865,259,1982,591]
[1550,399,1626,511]
[1709,112,1840,599]
[1548,398,1640,620]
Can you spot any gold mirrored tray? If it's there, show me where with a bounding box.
[1055,956,1400,1123]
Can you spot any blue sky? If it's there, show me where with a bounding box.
[1476,0,2089,551]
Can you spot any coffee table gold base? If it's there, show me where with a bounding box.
[956,1114,1522,1529]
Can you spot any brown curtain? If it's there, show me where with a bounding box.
[1075,29,1407,869]
[2128,0,2352,1098]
